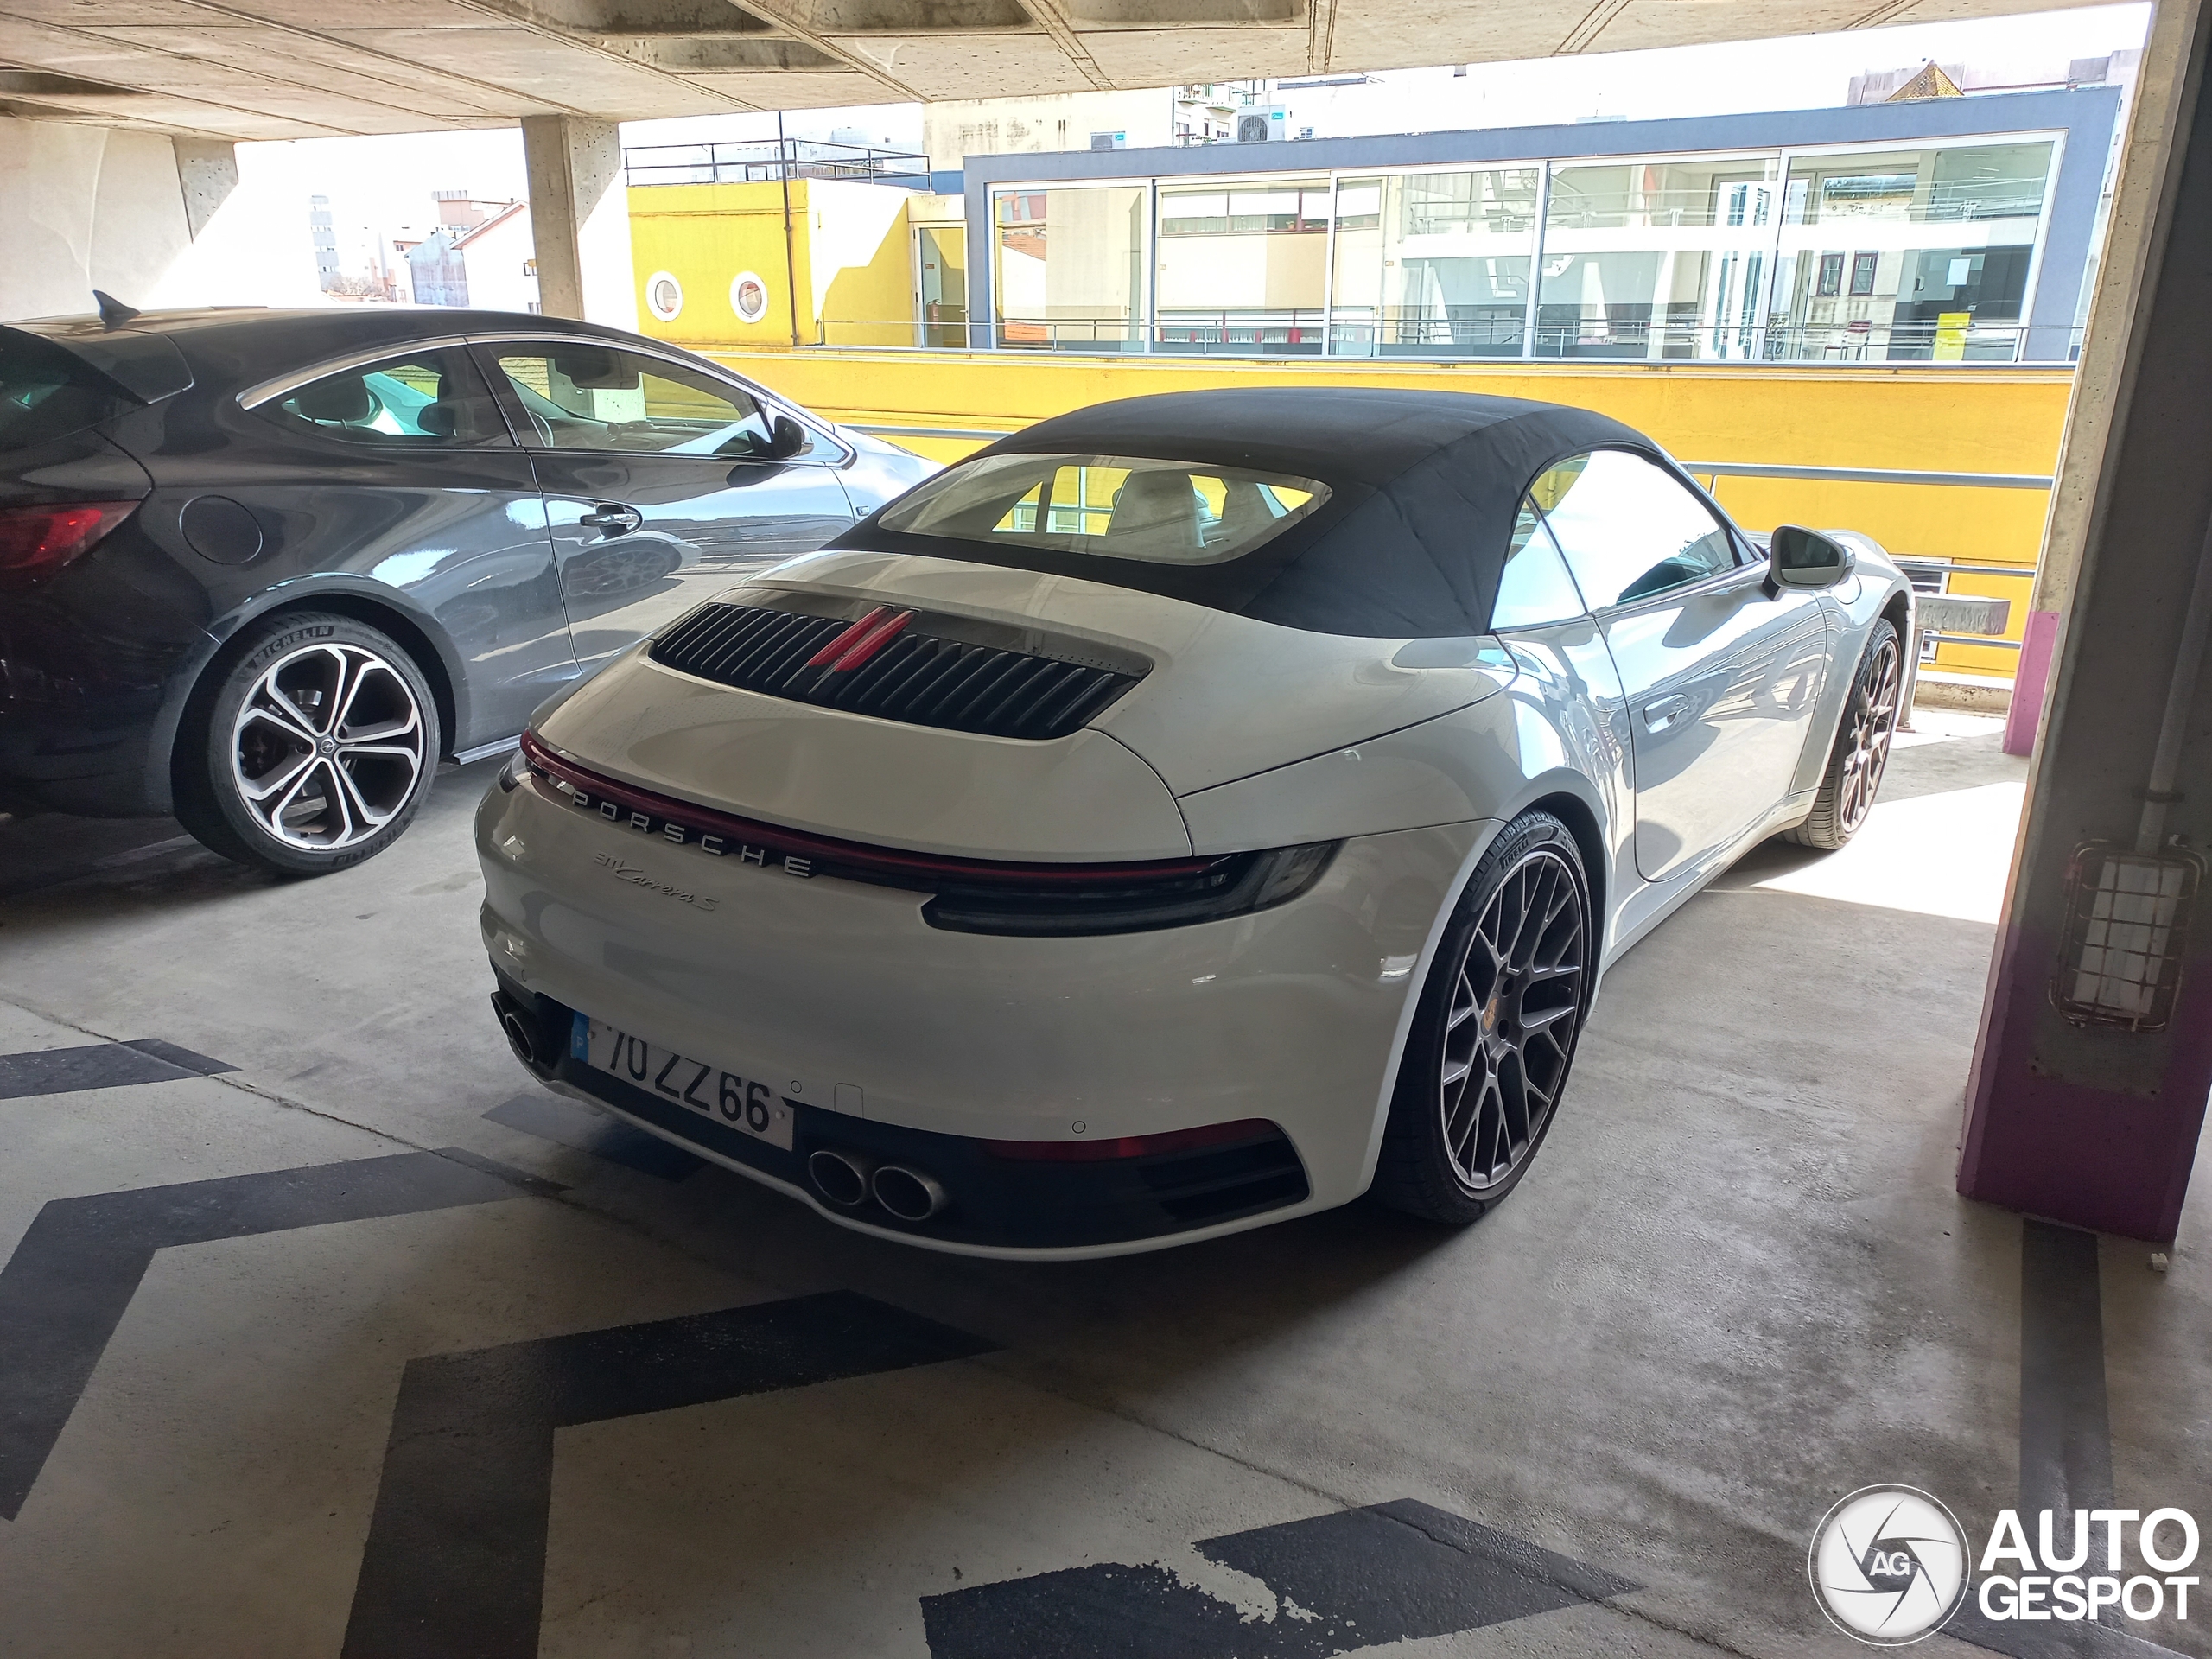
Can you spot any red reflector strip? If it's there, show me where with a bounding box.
[828,608,911,671]
[983,1118,1280,1162]
[805,605,912,671]
[0,500,137,586]
[516,728,1226,890]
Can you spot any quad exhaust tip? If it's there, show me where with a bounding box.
[872,1164,947,1222]
[808,1147,872,1208]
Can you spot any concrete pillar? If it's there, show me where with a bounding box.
[1960,0,2212,1240]
[520,115,639,330]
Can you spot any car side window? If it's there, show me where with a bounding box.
[487,346,815,460]
[1531,449,1738,609]
[1490,500,1588,630]
[257,349,509,448]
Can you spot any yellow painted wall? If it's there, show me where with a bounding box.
[631,179,918,351]
[707,347,2069,679]
[629,180,813,351]
[820,203,913,347]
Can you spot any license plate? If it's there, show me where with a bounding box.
[573,1014,793,1150]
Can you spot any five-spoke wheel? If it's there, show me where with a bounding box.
[177,613,440,876]
[231,642,425,851]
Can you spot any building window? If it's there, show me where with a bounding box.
[1777,140,2053,360]
[1154,177,1332,353]
[1815,252,1845,296]
[994,186,1147,349]
[1539,157,1780,360]
[1329,168,1539,359]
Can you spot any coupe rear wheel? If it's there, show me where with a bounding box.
[175,613,440,877]
[1786,618,1902,851]
[1371,810,1592,1224]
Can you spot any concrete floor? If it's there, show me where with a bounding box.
[1,711,2206,1659]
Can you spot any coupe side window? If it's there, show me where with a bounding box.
[1532,450,1738,609]
[489,346,815,460]
[257,350,508,447]
[1490,502,1588,630]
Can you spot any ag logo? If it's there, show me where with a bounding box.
[1809,1485,1970,1644]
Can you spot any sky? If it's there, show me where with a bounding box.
[227,0,2151,296]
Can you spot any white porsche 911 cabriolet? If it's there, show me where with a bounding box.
[478,388,1911,1257]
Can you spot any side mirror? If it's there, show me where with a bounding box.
[766,414,807,460]
[1768,524,1855,590]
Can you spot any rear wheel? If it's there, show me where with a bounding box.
[175,612,439,877]
[1371,810,1592,1224]
[1787,618,1902,851]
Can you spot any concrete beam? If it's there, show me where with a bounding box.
[1961,0,2212,1241]
[521,114,639,330]
[171,140,237,241]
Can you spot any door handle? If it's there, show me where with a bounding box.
[578,503,642,533]
[1643,694,1692,733]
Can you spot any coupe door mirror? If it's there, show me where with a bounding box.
[1768,524,1855,589]
[766,414,807,460]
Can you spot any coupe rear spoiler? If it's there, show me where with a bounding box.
[0,319,194,404]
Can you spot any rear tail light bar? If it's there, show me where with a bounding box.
[0,501,137,588]
[516,729,1337,936]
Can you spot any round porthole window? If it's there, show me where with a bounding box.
[730,270,770,324]
[645,271,683,322]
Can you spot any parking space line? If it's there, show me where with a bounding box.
[341,1292,995,1659]
[923,1498,1639,1659]
[483,1092,706,1180]
[0,1039,236,1101]
[1948,1221,2183,1659]
[0,1148,560,1521]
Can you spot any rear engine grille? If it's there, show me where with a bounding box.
[650,600,1144,741]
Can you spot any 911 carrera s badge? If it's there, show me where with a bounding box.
[592,850,719,911]
[562,784,814,877]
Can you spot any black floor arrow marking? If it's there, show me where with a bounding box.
[483,1091,704,1179]
[0,1038,235,1101]
[341,1291,994,1659]
[921,1498,1637,1659]
[0,1148,557,1520]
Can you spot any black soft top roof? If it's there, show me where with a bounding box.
[839,387,1681,638]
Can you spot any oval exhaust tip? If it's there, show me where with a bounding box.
[499,1007,538,1069]
[808,1147,871,1208]
[872,1165,947,1222]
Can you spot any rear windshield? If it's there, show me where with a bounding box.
[0,331,133,452]
[876,452,1330,566]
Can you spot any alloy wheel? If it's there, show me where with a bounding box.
[1439,846,1587,1193]
[1837,633,1902,836]
[229,642,425,850]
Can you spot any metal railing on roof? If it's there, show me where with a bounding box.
[623,139,931,191]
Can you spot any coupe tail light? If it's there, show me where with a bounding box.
[0,501,137,588]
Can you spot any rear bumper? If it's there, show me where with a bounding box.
[0,545,213,817]
[491,973,1313,1251]
[477,771,1484,1257]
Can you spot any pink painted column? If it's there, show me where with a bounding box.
[1961,0,2212,1242]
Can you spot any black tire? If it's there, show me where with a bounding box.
[1371,810,1593,1224]
[1785,617,1903,851]
[174,612,440,877]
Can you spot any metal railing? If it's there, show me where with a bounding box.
[960,312,2085,363]
[623,140,931,191]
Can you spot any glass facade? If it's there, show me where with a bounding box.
[984,130,2068,362]
[993,185,1147,349]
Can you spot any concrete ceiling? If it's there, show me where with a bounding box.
[0,0,2090,142]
